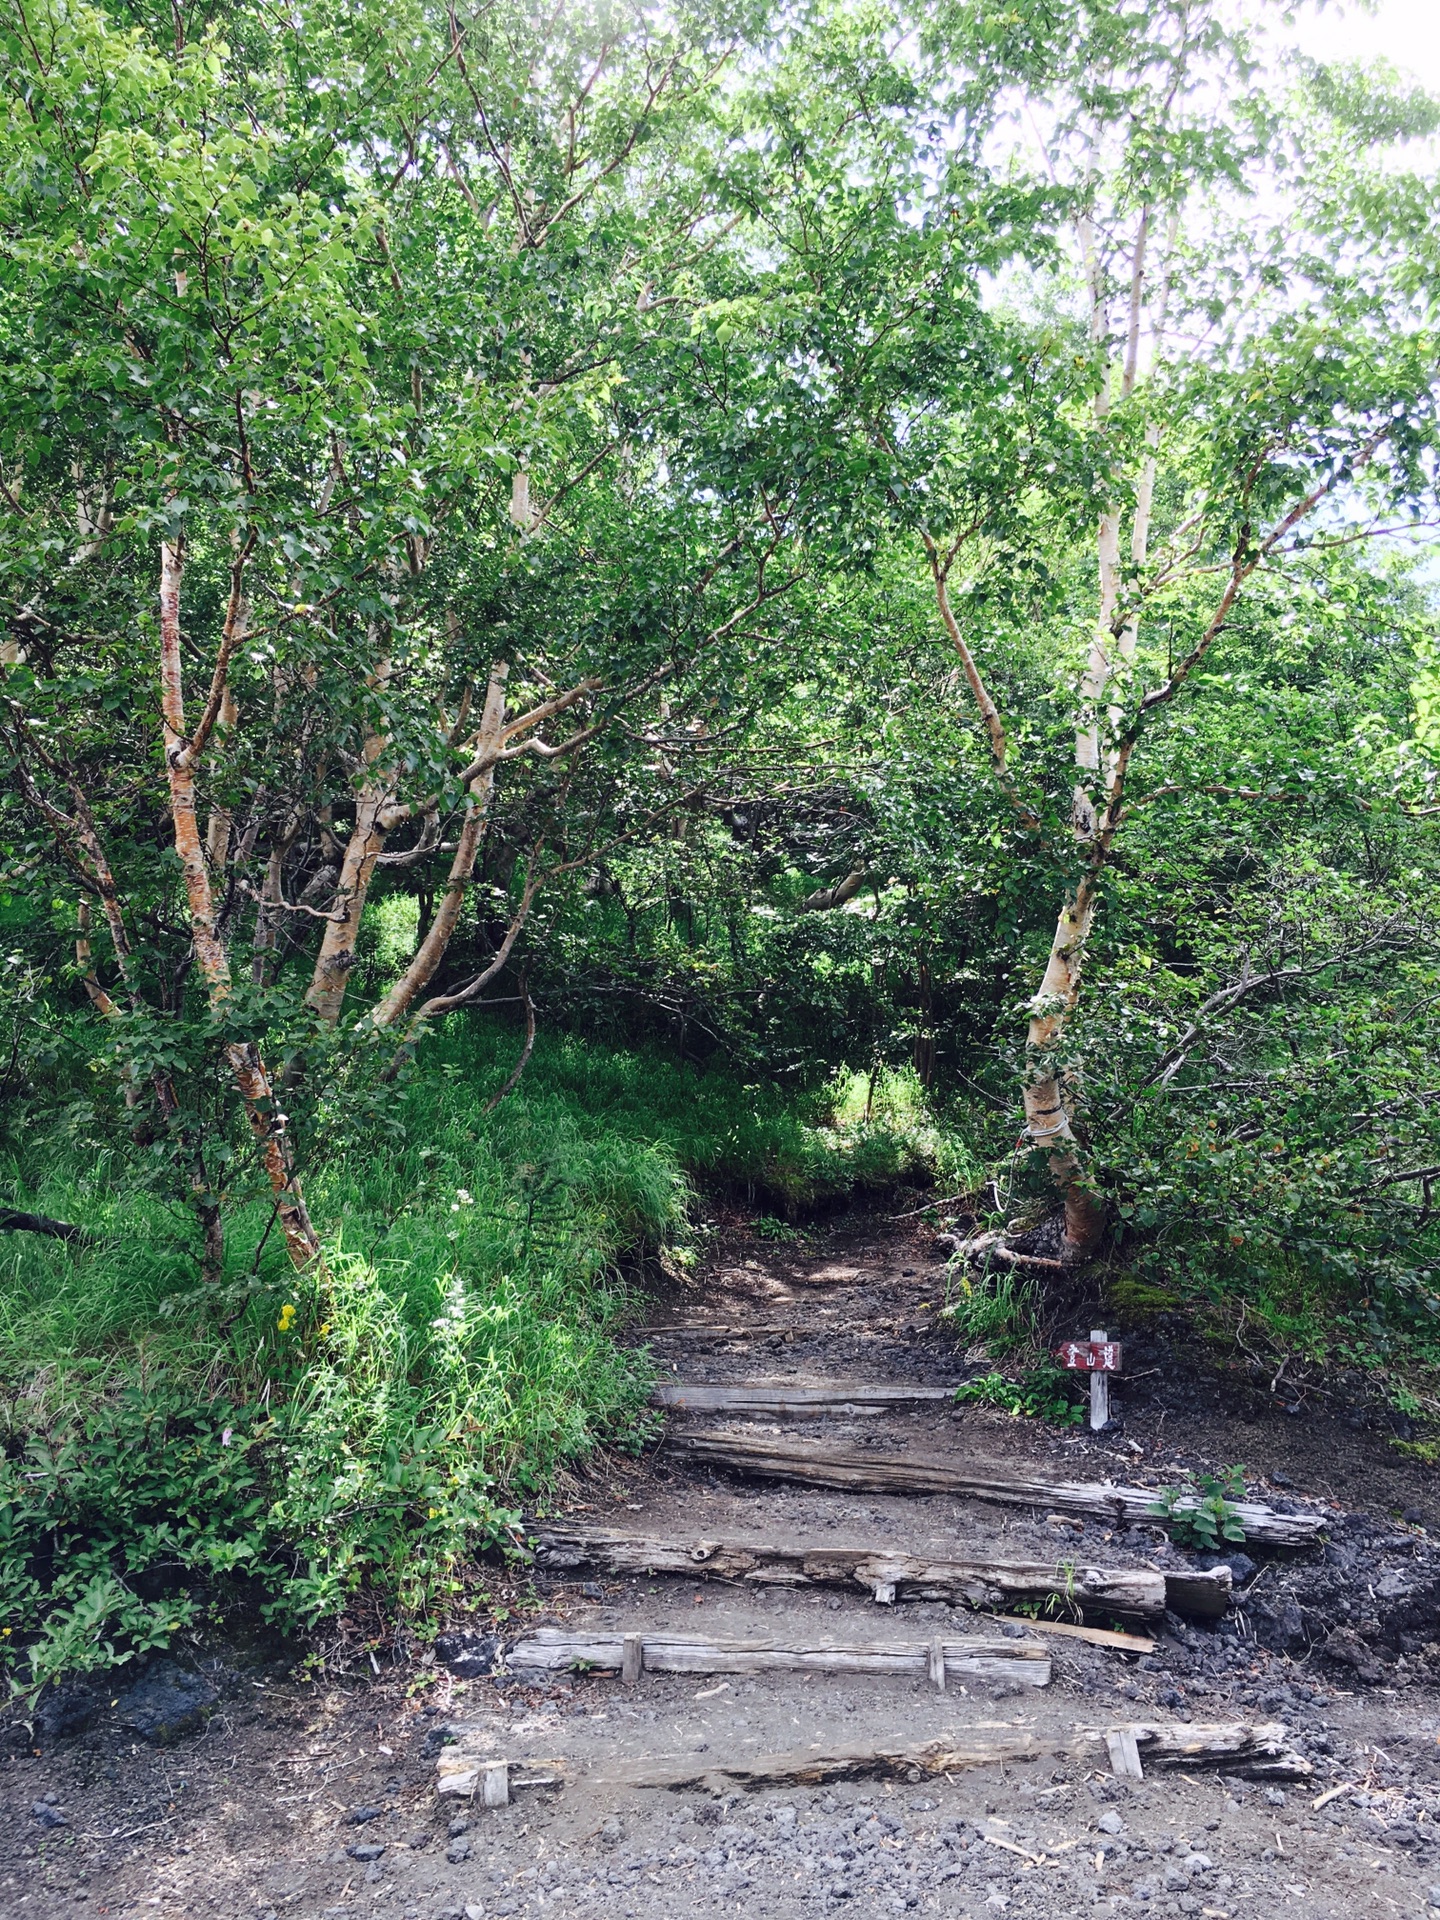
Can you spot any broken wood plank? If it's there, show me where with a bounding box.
[671,1432,1325,1548]
[606,1719,1310,1790]
[532,1521,1182,1618]
[991,1614,1156,1653]
[1105,1728,1144,1780]
[652,1381,955,1415]
[435,1752,565,1799]
[504,1627,1051,1689]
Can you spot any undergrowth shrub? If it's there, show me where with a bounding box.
[0,1021,954,1692]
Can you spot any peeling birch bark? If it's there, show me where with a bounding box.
[158,539,320,1269]
[368,661,509,1030]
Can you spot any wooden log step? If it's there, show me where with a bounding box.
[672,1431,1326,1549]
[652,1381,955,1415]
[634,1322,797,1341]
[531,1521,1228,1619]
[504,1627,1051,1689]
[605,1718,1311,1790]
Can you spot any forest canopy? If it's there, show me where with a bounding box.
[2,0,1439,1687]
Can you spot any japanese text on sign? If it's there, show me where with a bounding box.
[1054,1340,1122,1372]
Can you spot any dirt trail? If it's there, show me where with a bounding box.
[4,1209,1440,1920]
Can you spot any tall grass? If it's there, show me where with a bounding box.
[0,1020,950,1689]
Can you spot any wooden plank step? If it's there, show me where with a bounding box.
[531,1521,1227,1618]
[651,1381,955,1414]
[671,1431,1325,1548]
[603,1718,1311,1789]
[505,1627,1051,1689]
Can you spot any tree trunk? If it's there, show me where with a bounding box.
[305,777,391,1023]
[159,539,321,1269]
[1023,878,1105,1256]
[367,662,509,1031]
[305,653,393,1026]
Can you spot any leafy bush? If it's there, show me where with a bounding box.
[1147,1466,1249,1551]
[954,1364,1085,1425]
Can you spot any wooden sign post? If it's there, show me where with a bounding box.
[1054,1328,1123,1432]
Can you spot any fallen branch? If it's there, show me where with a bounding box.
[672,1432,1326,1548]
[0,1208,94,1244]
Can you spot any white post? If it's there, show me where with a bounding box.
[622,1632,643,1684]
[929,1637,947,1692]
[1090,1327,1109,1432]
[481,1760,510,1808]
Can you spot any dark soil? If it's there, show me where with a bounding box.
[4,1206,1439,1920]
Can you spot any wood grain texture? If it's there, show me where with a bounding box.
[603,1719,1310,1790]
[672,1431,1325,1547]
[652,1381,954,1414]
[531,1521,1195,1618]
[505,1627,1051,1686]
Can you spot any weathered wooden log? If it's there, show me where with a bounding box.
[605,1719,1310,1790]
[672,1432,1325,1549]
[504,1627,1051,1689]
[635,1322,796,1340]
[1161,1567,1234,1618]
[652,1381,955,1415]
[531,1522,1197,1619]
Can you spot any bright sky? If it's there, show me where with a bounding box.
[1287,0,1440,94]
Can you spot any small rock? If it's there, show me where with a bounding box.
[580,1582,603,1600]
[1426,1887,1440,1909]
[112,1661,218,1746]
[446,1839,472,1864]
[363,1861,382,1885]
[1404,1509,1426,1526]
[1264,1790,1286,1809]
[346,1805,384,1825]
[33,1678,101,1741]
[908,1796,936,1812]
[1322,1627,1386,1684]
[1097,1811,1124,1836]
[465,1906,485,1920]
[1271,1471,1295,1488]
[433,1630,502,1679]
[448,1818,470,1838]
[30,1801,67,1829]
[346,1843,386,1862]
[599,1817,625,1847]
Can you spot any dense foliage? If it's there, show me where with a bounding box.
[2,0,1438,1686]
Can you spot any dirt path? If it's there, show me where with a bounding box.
[4,1209,1440,1920]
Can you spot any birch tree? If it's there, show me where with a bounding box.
[905,0,1440,1256]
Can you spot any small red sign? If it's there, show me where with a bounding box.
[1054,1339,1123,1373]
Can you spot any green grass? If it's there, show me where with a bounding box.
[0,1020,949,1692]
